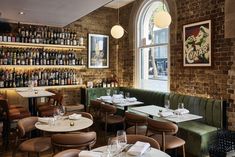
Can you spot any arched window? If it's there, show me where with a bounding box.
[135,0,170,92]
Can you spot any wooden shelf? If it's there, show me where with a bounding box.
[0,65,86,69]
[0,41,85,50]
[0,84,86,90]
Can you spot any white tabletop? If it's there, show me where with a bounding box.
[35,117,93,132]
[98,98,144,107]
[131,105,202,123]
[16,89,55,98]
[92,146,170,157]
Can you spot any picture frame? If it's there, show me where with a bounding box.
[88,33,109,68]
[183,20,211,67]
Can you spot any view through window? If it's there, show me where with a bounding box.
[137,0,169,92]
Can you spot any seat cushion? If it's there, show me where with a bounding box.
[101,115,124,124]
[19,137,51,152]
[178,121,218,157]
[151,134,185,150]
[126,126,147,135]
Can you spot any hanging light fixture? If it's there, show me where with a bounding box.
[111,0,124,39]
[154,0,172,28]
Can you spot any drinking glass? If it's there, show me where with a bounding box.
[106,89,111,96]
[113,90,118,95]
[116,130,127,150]
[59,105,66,117]
[107,137,118,156]
[178,103,184,109]
[119,91,124,96]
[164,100,170,111]
[125,92,130,99]
[53,107,59,121]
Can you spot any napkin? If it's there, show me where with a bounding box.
[112,98,123,104]
[127,141,150,156]
[126,97,137,102]
[112,94,124,99]
[68,113,82,120]
[174,109,189,115]
[38,117,52,124]
[100,96,112,101]
[158,111,174,117]
[79,151,102,157]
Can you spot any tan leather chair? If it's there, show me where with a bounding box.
[12,116,51,157]
[38,92,64,117]
[89,100,102,120]
[0,99,31,149]
[53,149,80,157]
[125,112,148,135]
[126,134,160,149]
[100,103,125,136]
[51,131,96,152]
[146,118,185,157]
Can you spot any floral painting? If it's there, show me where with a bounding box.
[183,20,211,66]
[88,34,109,68]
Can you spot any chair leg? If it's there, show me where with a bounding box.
[37,152,40,157]
[182,145,185,157]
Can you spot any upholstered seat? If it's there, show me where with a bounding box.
[146,118,185,157]
[54,149,81,157]
[13,116,52,157]
[51,131,96,152]
[125,112,147,135]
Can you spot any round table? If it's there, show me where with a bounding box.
[35,117,93,132]
[92,146,170,157]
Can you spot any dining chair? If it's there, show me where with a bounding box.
[0,98,31,150]
[12,116,52,157]
[125,111,148,135]
[100,103,125,137]
[146,118,185,157]
[89,100,102,120]
[126,134,160,149]
[51,131,96,153]
[53,149,81,157]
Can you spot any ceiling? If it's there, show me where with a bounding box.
[0,0,134,27]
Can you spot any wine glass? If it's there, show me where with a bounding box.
[125,92,130,99]
[53,107,59,121]
[106,89,111,96]
[164,100,170,111]
[178,102,184,110]
[107,137,118,156]
[59,105,66,117]
[116,130,127,150]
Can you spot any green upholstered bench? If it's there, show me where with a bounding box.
[83,87,224,157]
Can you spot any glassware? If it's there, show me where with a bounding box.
[53,107,59,121]
[59,105,66,117]
[106,89,111,96]
[119,91,124,96]
[113,90,118,95]
[125,92,130,99]
[178,102,184,109]
[116,130,127,150]
[164,100,170,110]
[107,137,118,156]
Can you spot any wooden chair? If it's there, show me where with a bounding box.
[146,118,185,157]
[12,116,51,157]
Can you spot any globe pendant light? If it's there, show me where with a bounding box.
[154,0,172,28]
[111,0,124,39]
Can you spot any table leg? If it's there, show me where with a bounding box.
[28,98,37,116]
[124,106,128,111]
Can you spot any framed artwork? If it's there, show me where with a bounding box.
[88,33,109,68]
[183,20,211,66]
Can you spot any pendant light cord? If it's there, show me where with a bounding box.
[118,0,120,24]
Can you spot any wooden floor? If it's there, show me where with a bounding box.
[1,122,191,157]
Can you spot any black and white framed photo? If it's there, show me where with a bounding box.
[88,34,109,68]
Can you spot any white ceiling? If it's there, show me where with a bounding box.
[0,0,134,27]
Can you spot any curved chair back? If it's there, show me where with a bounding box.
[127,134,160,149]
[147,118,178,135]
[100,103,117,114]
[17,116,38,137]
[125,112,147,126]
[79,112,93,121]
[51,131,96,150]
[53,149,80,157]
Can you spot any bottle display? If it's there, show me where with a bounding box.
[0,47,84,66]
[0,68,80,88]
[0,24,83,46]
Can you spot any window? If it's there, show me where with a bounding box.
[136,0,170,92]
